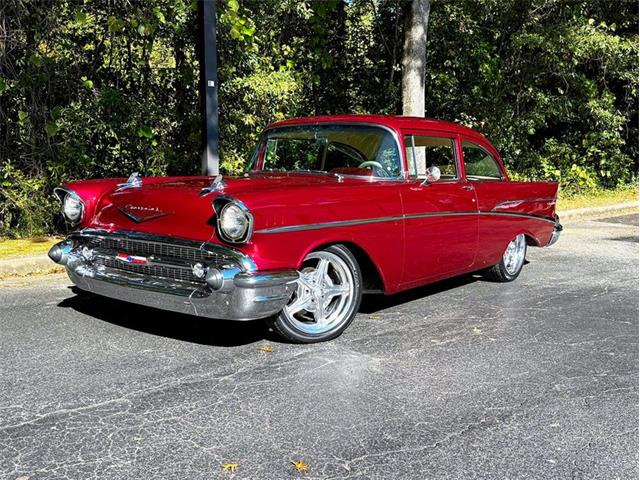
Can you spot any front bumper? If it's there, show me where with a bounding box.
[49,230,298,321]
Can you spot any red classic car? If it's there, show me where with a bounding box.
[49,115,562,342]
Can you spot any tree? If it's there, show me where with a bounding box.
[402,0,430,117]
[0,0,636,237]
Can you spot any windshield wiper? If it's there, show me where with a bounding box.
[257,169,344,182]
[290,169,328,175]
[290,169,346,182]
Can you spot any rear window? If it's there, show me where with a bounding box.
[462,141,503,180]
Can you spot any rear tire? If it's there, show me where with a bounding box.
[482,234,527,282]
[267,244,362,343]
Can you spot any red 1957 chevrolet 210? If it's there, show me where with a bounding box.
[49,115,562,343]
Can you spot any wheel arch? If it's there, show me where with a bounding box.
[299,240,387,294]
[523,233,541,247]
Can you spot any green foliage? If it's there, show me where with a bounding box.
[423,0,638,195]
[0,0,637,237]
[0,162,55,237]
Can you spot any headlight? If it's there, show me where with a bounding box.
[56,189,84,224]
[218,201,251,242]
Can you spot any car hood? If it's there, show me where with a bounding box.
[87,172,363,242]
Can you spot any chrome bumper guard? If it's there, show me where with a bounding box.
[548,218,563,246]
[49,230,298,321]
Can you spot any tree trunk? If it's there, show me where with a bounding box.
[402,0,430,117]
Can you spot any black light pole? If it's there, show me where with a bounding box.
[199,0,220,176]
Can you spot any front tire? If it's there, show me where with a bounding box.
[268,245,362,343]
[482,234,527,282]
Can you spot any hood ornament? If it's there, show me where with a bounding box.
[199,174,226,197]
[118,204,171,223]
[117,172,143,190]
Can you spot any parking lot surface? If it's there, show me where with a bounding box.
[1,214,637,479]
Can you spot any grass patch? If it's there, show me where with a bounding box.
[0,237,61,259]
[557,185,638,211]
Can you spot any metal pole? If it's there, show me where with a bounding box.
[199,0,220,176]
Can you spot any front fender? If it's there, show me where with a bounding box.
[240,223,403,294]
[56,178,125,228]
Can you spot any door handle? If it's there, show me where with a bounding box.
[461,185,474,191]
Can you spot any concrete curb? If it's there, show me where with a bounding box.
[0,253,63,279]
[0,201,637,279]
[559,201,638,220]
[0,253,62,279]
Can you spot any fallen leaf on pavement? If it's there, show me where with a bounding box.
[291,460,309,473]
[221,463,239,473]
[258,344,273,353]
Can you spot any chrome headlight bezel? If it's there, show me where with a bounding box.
[214,197,253,244]
[54,187,85,225]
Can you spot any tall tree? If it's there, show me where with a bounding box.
[402,0,430,117]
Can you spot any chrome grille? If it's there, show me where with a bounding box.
[93,237,229,264]
[78,234,240,284]
[94,256,200,284]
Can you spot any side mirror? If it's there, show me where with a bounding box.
[422,165,441,185]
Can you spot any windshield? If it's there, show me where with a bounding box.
[250,124,402,178]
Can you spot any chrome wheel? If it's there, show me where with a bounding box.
[503,234,526,275]
[283,250,355,335]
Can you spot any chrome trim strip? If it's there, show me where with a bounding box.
[257,215,405,234]
[477,211,556,223]
[256,210,556,234]
[493,198,557,210]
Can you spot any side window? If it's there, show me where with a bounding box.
[404,135,457,179]
[462,141,503,180]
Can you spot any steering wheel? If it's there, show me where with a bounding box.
[358,160,389,177]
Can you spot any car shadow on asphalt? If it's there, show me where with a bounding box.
[57,288,277,347]
[58,273,485,345]
[360,274,481,314]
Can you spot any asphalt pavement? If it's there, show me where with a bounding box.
[1,214,638,479]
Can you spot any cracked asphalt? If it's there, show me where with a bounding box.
[1,213,638,479]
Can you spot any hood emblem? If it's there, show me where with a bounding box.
[116,172,143,190]
[199,174,226,197]
[118,204,172,223]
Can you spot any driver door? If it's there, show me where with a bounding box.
[399,132,479,287]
